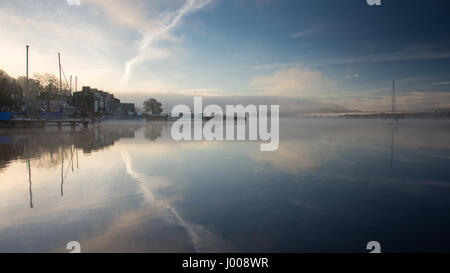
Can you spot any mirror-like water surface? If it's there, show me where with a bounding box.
[0,118,449,253]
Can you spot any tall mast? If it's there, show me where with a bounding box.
[58,52,63,100]
[75,76,77,92]
[25,45,29,103]
[70,75,72,94]
[392,80,395,120]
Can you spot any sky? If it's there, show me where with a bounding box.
[1,0,450,113]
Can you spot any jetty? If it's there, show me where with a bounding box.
[0,118,92,129]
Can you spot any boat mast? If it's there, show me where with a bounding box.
[392,80,395,120]
[25,45,29,104]
[58,52,63,100]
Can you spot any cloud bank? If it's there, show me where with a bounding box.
[249,67,335,98]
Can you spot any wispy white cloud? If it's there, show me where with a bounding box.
[344,73,359,79]
[245,45,450,72]
[312,45,450,67]
[290,25,322,38]
[83,0,213,87]
[0,0,214,94]
[429,81,450,86]
[336,91,450,112]
[399,77,432,82]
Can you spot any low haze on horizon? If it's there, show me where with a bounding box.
[1,0,450,112]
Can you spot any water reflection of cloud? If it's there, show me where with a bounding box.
[119,149,233,252]
[252,119,450,174]
[280,119,450,150]
[0,119,449,252]
[250,139,333,174]
[77,205,195,252]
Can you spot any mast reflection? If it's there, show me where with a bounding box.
[0,123,148,208]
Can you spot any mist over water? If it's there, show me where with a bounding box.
[0,118,450,253]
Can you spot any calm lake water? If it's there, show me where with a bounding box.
[0,118,450,253]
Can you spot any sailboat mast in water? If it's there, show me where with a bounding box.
[392,80,395,120]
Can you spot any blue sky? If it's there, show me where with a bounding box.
[1,0,450,112]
